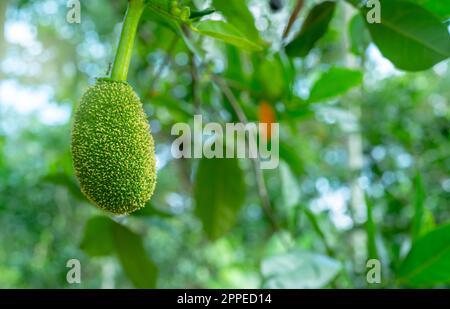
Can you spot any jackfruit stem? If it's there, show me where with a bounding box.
[111,0,146,81]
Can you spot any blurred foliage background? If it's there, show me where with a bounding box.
[0,0,449,288]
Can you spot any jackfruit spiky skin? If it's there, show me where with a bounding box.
[71,78,156,215]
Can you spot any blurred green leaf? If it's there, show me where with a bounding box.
[398,223,450,287]
[419,208,436,236]
[280,161,300,208]
[279,142,303,176]
[144,1,204,56]
[113,222,158,288]
[363,0,450,71]
[190,8,216,20]
[212,0,260,41]
[132,203,175,218]
[349,13,370,56]
[251,57,285,99]
[80,216,158,288]
[365,195,378,260]
[224,45,248,85]
[80,216,115,257]
[193,21,263,51]
[261,250,341,288]
[285,1,336,58]
[194,157,246,240]
[144,0,180,33]
[42,173,87,202]
[412,173,425,241]
[304,208,334,257]
[308,67,363,103]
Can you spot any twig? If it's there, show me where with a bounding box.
[282,0,304,39]
[212,76,248,123]
[212,75,291,249]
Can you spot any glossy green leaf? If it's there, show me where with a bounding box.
[286,1,336,58]
[308,67,363,103]
[412,0,450,19]
[190,8,215,20]
[80,216,115,257]
[113,221,158,288]
[194,157,246,240]
[261,250,341,288]
[398,223,450,287]
[363,0,450,71]
[193,20,263,51]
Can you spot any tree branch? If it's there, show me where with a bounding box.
[212,76,290,249]
[282,0,304,39]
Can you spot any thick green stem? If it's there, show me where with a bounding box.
[111,0,146,81]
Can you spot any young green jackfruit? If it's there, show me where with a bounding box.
[71,78,156,215]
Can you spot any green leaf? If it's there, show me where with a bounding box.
[190,8,215,20]
[132,203,175,218]
[345,0,362,7]
[412,0,450,19]
[304,209,334,257]
[365,195,378,260]
[113,221,158,288]
[308,67,363,103]
[398,223,450,287]
[42,173,87,202]
[261,250,341,288]
[144,0,180,33]
[224,45,248,85]
[212,0,260,41]
[80,216,158,288]
[143,1,204,57]
[411,173,425,241]
[285,1,336,58]
[280,161,300,208]
[420,208,436,236]
[194,157,246,240]
[80,216,115,257]
[251,56,286,99]
[363,0,450,71]
[279,142,303,176]
[193,20,263,51]
[349,13,370,56]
